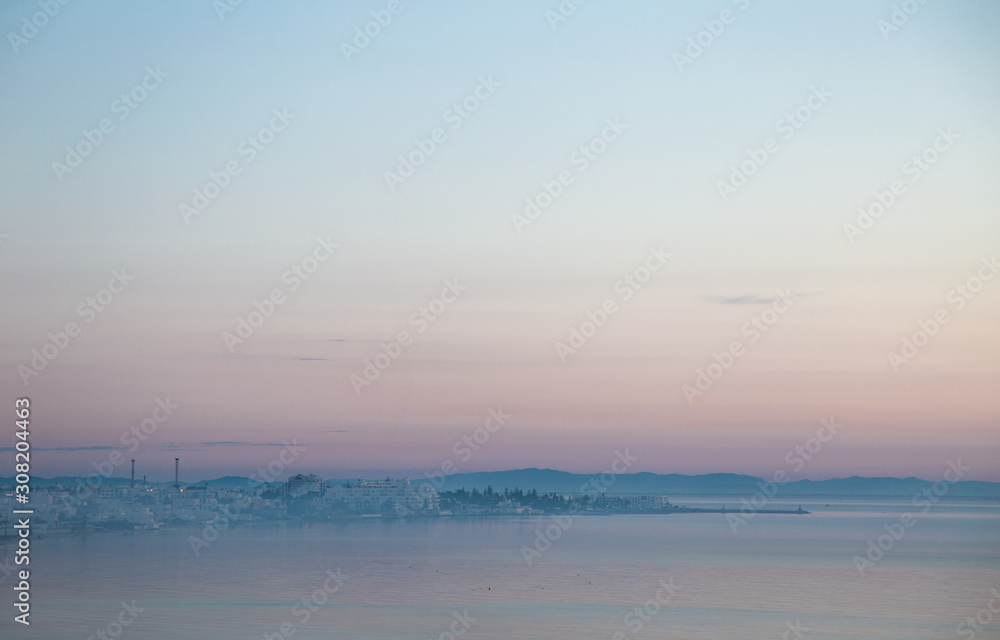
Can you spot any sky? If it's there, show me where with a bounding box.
[1,0,998,483]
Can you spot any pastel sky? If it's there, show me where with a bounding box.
[1,1,998,482]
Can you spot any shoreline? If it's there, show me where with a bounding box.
[0,507,812,543]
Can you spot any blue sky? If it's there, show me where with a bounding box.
[1,0,998,481]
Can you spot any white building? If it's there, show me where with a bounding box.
[281,474,326,498]
[327,478,439,514]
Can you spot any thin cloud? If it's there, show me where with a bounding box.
[709,294,777,305]
[161,441,293,448]
[705,291,809,306]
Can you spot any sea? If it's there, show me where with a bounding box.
[3,496,999,639]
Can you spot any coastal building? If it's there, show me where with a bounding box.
[594,494,672,510]
[327,478,440,514]
[281,473,326,498]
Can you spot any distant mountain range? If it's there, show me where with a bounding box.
[411,468,1000,497]
[6,469,999,497]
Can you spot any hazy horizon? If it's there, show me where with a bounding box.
[11,457,998,486]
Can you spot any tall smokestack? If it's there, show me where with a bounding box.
[175,458,180,489]
[131,459,135,488]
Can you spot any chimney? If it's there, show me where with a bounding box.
[175,458,180,489]
[131,459,135,488]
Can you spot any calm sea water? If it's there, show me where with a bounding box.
[3,497,999,639]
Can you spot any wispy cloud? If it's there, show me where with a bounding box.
[156,441,294,450]
[707,294,778,305]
